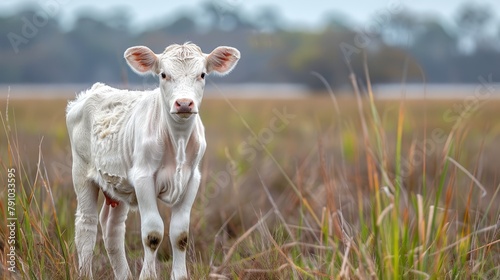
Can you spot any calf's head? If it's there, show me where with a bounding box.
[124,43,240,120]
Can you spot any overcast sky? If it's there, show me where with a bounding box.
[1,0,499,31]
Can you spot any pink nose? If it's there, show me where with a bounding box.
[175,98,194,113]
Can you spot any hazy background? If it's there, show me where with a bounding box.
[1,0,500,96]
[2,2,500,278]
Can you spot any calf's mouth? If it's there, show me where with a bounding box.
[172,112,197,118]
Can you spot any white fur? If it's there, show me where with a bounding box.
[67,43,240,279]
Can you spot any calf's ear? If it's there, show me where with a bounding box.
[206,46,240,75]
[124,46,160,75]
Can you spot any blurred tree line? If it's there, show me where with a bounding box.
[1,2,499,89]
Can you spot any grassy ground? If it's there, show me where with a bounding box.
[1,88,500,279]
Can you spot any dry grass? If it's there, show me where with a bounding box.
[1,84,500,279]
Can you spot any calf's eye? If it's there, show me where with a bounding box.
[200,73,206,79]
[161,72,166,79]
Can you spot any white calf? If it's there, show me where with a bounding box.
[66,42,240,279]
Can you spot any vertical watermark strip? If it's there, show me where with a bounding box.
[6,167,17,273]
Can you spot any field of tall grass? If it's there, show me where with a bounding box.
[1,81,500,279]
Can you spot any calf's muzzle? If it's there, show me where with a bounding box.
[174,98,195,114]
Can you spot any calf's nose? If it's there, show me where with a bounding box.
[175,98,194,113]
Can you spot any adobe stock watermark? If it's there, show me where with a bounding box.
[7,0,72,54]
[398,74,497,178]
[210,0,241,20]
[340,0,405,62]
[6,167,17,273]
[212,0,280,49]
[442,74,496,123]
[51,144,73,181]
[197,106,296,209]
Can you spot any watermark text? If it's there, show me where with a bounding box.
[6,167,17,273]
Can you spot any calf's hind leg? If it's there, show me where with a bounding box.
[73,168,99,279]
[100,200,132,279]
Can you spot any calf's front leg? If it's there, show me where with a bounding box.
[169,169,201,280]
[134,175,164,280]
